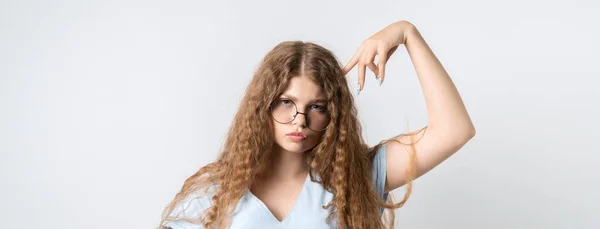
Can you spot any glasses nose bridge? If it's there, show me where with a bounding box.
[292,105,312,127]
[292,102,309,117]
[293,109,309,121]
[295,110,308,116]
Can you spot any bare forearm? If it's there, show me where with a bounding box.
[404,24,475,139]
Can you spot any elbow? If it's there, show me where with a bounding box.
[468,126,476,138]
[455,123,476,143]
[464,125,476,142]
[454,126,475,148]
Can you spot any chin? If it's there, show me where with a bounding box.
[276,140,315,153]
[280,144,308,153]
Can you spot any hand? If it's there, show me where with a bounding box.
[342,20,415,94]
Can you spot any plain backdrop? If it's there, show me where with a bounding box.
[1,0,599,228]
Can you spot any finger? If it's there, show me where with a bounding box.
[367,62,379,76]
[358,47,377,92]
[342,45,365,75]
[377,46,389,84]
[358,62,366,92]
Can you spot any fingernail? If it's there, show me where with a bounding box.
[356,83,361,95]
[377,77,383,86]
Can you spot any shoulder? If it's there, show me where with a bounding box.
[161,184,219,229]
[370,143,387,174]
[370,144,388,200]
[180,185,218,216]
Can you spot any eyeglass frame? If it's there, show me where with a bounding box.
[268,99,331,132]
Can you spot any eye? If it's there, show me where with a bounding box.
[280,99,292,105]
[311,104,327,112]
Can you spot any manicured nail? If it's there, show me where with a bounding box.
[377,77,383,86]
[356,83,361,95]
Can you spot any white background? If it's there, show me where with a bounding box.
[1,0,598,228]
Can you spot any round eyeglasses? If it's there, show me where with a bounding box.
[269,99,331,132]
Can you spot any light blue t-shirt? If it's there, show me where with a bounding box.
[162,144,388,229]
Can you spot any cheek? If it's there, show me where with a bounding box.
[309,133,324,144]
[272,122,285,141]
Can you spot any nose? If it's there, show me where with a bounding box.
[292,111,308,129]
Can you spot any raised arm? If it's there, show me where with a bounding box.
[342,21,476,192]
[383,22,475,192]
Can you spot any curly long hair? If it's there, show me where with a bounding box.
[158,41,422,229]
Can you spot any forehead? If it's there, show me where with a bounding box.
[280,75,326,102]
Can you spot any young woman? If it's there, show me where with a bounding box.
[158,20,475,229]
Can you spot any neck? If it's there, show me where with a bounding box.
[266,145,309,180]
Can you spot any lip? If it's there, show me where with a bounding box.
[286,132,307,142]
[287,135,306,142]
[286,132,307,138]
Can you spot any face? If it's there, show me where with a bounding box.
[271,75,329,154]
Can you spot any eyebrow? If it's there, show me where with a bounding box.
[280,94,327,103]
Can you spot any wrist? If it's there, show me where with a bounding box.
[390,20,416,45]
[404,23,419,45]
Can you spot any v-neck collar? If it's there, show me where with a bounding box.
[246,172,311,224]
